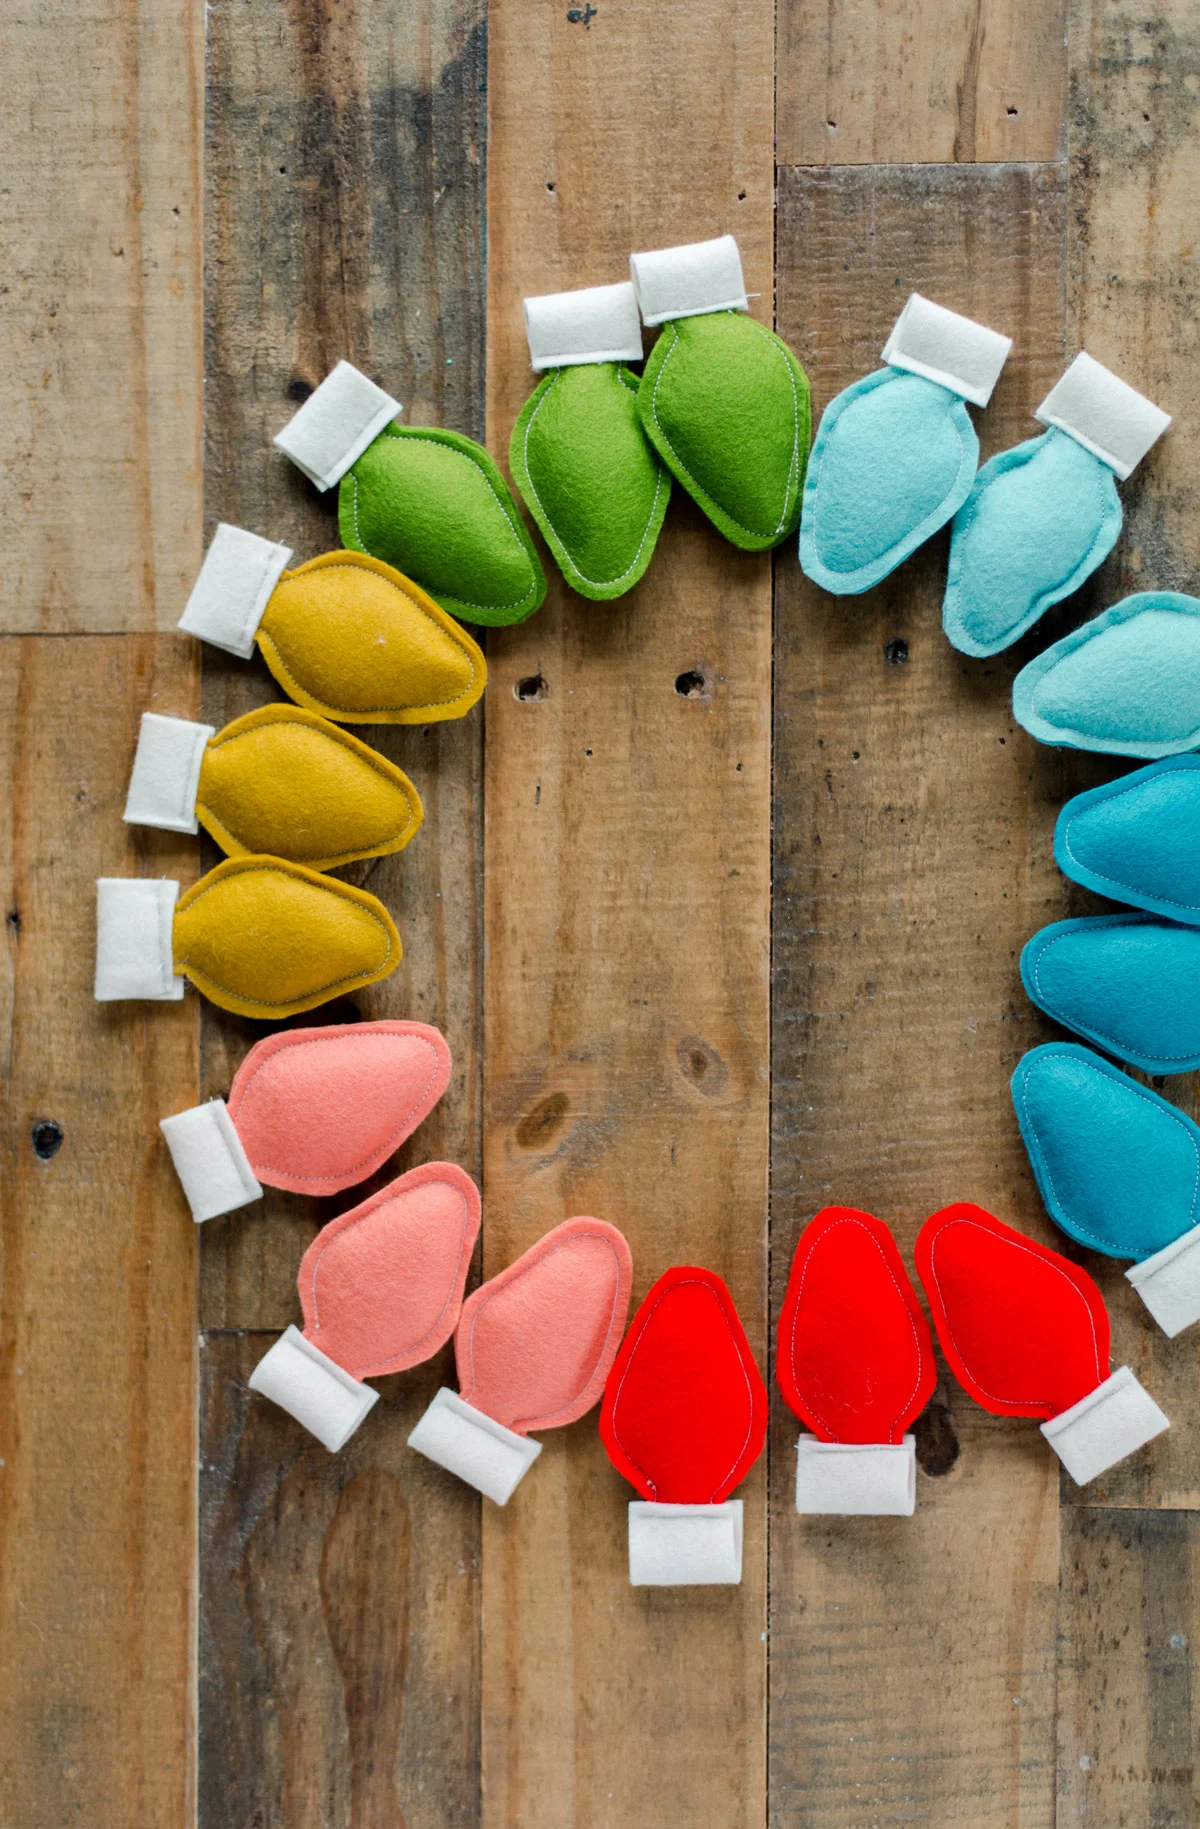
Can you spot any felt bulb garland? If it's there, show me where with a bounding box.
[1054,757,1200,927]
[409,1217,633,1505]
[159,1020,451,1222]
[125,705,423,869]
[272,360,546,627]
[777,1207,936,1516]
[509,280,671,600]
[95,858,400,1018]
[179,530,486,724]
[1021,912,1200,1075]
[249,1162,482,1452]
[600,1266,767,1585]
[914,1202,1169,1486]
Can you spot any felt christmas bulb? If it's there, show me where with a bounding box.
[1021,912,1200,1075]
[509,281,670,600]
[159,1020,451,1221]
[124,705,423,869]
[409,1217,633,1505]
[249,1161,481,1451]
[629,236,810,551]
[270,359,546,627]
[777,1207,936,1516]
[178,529,486,724]
[599,1265,767,1585]
[943,354,1169,656]
[1012,1043,1200,1338]
[799,293,1012,595]
[94,856,400,1019]
[1013,591,1200,757]
[1054,757,1200,926]
[914,1202,1169,1486]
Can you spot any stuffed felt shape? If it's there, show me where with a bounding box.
[509,281,670,600]
[629,236,810,551]
[777,1207,936,1516]
[94,857,400,1019]
[270,359,546,627]
[124,705,422,869]
[178,529,486,724]
[799,293,1011,595]
[159,1020,451,1222]
[408,1217,633,1505]
[1054,756,1200,926]
[1021,912,1200,1074]
[248,1161,481,1451]
[914,1202,1168,1486]
[943,354,1169,656]
[599,1265,767,1585]
[1012,592,1200,757]
[1012,1042,1200,1337]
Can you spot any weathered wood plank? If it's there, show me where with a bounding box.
[198,0,487,1821]
[481,3,774,1823]
[777,0,1066,167]
[770,162,1069,1827]
[0,634,199,1823]
[0,0,203,631]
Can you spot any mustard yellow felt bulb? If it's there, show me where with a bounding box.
[172,856,401,1018]
[256,550,486,724]
[194,704,423,869]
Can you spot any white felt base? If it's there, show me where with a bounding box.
[160,1099,262,1223]
[627,1501,744,1586]
[794,1435,916,1516]
[273,360,401,491]
[407,1388,542,1505]
[248,1325,378,1452]
[629,235,748,327]
[177,524,292,659]
[1126,1222,1200,1337]
[524,280,644,371]
[882,293,1012,407]
[1036,351,1170,480]
[94,878,183,1002]
[124,713,214,833]
[1041,1366,1169,1486]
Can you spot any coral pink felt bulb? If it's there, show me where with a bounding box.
[600,1266,767,1504]
[298,1161,480,1379]
[777,1206,935,1443]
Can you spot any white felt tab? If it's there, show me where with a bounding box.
[1126,1222,1200,1338]
[273,360,401,491]
[123,713,214,834]
[794,1435,916,1517]
[94,878,183,1002]
[248,1325,378,1452]
[177,524,292,659]
[629,235,748,327]
[1035,351,1171,480]
[407,1387,542,1505]
[524,281,644,371]
[627,1500,744,1586]
[160,1099,263,1223]
[882,293,1012,407]
[1041,1366,1169,1486]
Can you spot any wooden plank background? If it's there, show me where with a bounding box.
[3,0,1198,1824]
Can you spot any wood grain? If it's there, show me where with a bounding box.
[777,0,1066,166]
[481,0,774,1822]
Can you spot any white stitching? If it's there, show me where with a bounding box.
[1030,916,1200,1064]
[1061,765,1200,913]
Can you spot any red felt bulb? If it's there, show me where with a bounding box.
[600,1266,767,1504]
[777,1206,936,1444]
[915,1202,1110,1419]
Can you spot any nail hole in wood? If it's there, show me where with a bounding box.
[32,1120,64,1162]
[285,377,313,403]
[675,669,706,698]
[884,637,909,665]
[515,673,548,701]
[7,908,20,933]
[1007,106,1019,116]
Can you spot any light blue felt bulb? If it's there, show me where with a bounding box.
[1012,1042,1200,1335]
[943,354,1169,656]
[1021,912,1200,1074]
[799,294,1011,595]
[1055,756,1200,926]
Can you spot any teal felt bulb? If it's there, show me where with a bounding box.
[1055,757,1200,925]
[943,429,1122,656]
[1021,913,1200,1075]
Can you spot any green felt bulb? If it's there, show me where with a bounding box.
[636,312,810,552]
[338,424,546,627]
[509,364,670,601]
